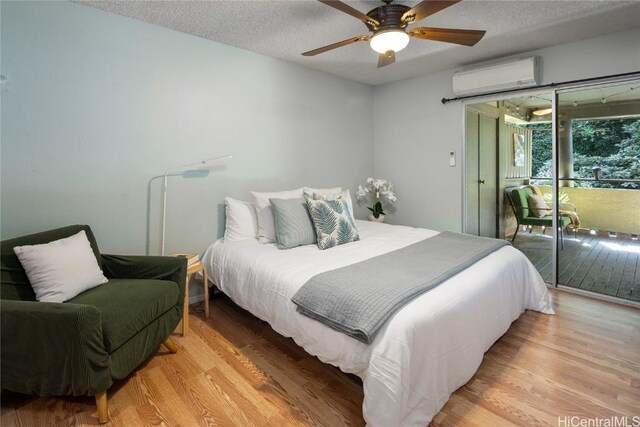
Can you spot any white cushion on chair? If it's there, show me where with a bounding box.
[527,194,551,218]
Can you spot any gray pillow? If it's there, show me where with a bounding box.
[270,197,317,249]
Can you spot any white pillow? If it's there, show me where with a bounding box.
[224,197,258,242]
[13,230,108,303]
[303,186,342,197]
[251,188,303,243]
[527,194,551,218]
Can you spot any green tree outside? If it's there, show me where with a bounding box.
[527,118,639,189]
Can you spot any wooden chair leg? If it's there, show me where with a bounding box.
[163,337,178,354]
[95,391,108,424]
[203,268,210,319]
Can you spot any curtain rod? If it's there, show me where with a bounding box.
[440,71,640,104]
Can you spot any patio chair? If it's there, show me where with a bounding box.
[506,186,577,249]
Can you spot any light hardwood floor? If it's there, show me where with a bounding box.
[2,289,639,426]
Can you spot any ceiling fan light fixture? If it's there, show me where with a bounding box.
[532,107,553,116]
[370,29,410,54]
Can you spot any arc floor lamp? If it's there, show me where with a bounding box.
[161,154,232,255]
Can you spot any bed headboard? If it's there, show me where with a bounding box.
[217,203,226,239]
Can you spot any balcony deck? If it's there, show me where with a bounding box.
[511,230,640,302]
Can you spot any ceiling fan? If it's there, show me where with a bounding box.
[302,0,486,68]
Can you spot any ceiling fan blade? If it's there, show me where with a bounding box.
[377,51,396,68]
[318,0,380,27]
[409,27,486,46]
[302,35,370,56]
[402,0,461,24]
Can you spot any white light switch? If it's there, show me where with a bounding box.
[449,151,456,167]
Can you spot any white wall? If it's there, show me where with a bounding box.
[1,1,374,262]
[373,28,640,231]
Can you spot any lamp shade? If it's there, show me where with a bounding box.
[169,154,233,173]
[161,154,232,255]
[370,30,410,54]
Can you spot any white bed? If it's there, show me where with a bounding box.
[203,220,553,426]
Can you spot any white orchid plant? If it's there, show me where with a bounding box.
[355,178,397,219]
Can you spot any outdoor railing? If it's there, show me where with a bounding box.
[531,177,640,185]
[534,184,640,235]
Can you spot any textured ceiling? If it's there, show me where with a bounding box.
[75,0,640,86]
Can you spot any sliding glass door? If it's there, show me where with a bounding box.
[555,82,640,302]
[464,78,640,304]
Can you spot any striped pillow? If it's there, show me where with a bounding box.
[270,198,317,249]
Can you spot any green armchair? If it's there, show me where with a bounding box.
[1,225,186,423]
[506,186,577,248]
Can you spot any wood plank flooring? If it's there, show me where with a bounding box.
[2,290,639,426]
[512,231,640,301]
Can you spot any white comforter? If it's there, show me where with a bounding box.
[203,221,553,426]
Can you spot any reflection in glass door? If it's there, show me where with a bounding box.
[510,94,556,283]
[503,94,556,283]
[465,94,556,282]
[555,82,640,302]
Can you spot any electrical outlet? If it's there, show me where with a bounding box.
[449,151,456,167]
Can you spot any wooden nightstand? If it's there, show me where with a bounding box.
[182,260,209,336]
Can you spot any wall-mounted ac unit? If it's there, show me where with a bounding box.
[452,56,540,96]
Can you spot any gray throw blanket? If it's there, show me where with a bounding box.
[291,231,510,344]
